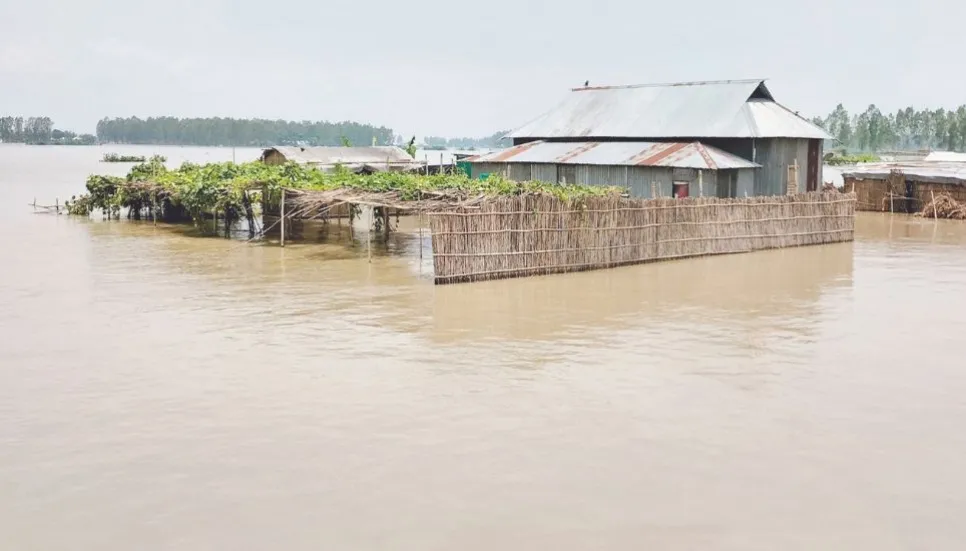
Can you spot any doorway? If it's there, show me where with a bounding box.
[672,182,690,198]
[807,140,820,191]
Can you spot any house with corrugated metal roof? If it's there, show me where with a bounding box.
[261,146,421,173]
[471,79,831,197]
[469,141,759,198]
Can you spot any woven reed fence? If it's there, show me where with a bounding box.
[429,192,856,284]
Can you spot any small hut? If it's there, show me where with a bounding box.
[261,146,421,174]
[466,141,760,198]
[842,162,966,213]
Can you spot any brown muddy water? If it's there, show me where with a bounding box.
[2,145,966,550]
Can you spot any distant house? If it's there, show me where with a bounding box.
[496,79,830,196]
[468,141,759,198]
[842,162,966,212]
[261,146,421,173]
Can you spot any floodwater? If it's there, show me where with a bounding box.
[2,145,966,550]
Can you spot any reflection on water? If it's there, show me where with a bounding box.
[3,145,966,550]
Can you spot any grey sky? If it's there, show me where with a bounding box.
[1,0,962,138]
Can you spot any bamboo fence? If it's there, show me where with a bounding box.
[429,192,856,284]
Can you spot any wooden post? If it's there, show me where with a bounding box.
[32,197,36,211]
[932,190,938,219]
[367,207,372,264]
[280,190,286,247]
[152,195,157,225]
[890,192,894,213]
[698,171,703,197]
[382,206,390,238]
[418,191,423,265]
[55,198,59,214]
[787,160,799,195]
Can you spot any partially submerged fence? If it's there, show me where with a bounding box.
[429,192,856,284]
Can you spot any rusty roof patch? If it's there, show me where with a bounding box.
[693,142,718,170]
[553,142,600,163]
[487,141,541,162]
[631,142,690,166]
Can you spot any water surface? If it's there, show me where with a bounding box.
[2,145,966,550]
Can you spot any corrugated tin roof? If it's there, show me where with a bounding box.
[468,141,760,170]
[841,162,966,185]
[263,146,418,166]
[508,80,831,140]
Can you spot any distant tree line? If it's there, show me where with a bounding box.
[0,116,96,145]
[812,104,966,153]
[422,130,509,150]
[95,117,395,147]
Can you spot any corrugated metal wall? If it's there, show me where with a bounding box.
[699,138,817,196]
[753,138,810,196]
[508,164,531,181]
[630,167,673,198]
[716,170,735,198]
[573,165,685,198]
[469,162,774,199]
[737,168,755,197]
[469,162,747,198]
[687,171,717,198]
[575,165,626,187]
[531,163,557,182]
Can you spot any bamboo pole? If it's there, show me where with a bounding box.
[932,190,938,219]
[418,191,424,273]
[367,207,372,264]
[280,190,286,247]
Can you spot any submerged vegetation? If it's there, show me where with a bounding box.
[102,153,167,163]
[65,159,618,235]
[823,152,881,165]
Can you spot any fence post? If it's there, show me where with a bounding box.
[418,191,424,265]
[280,189,286,247]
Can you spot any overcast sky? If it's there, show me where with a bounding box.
[1,0,962,137]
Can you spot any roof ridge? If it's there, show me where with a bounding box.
[572,78,766,92]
